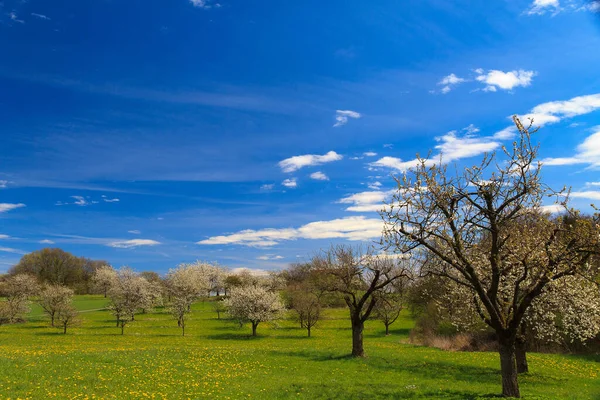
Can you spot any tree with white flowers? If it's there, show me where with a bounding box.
[381,116,600,398]
[0,274,39,324]
[166,262,211,335]
[107,267,153,333]
[225,285,285,336]
[92,265,117,298]
[39,284,74,327]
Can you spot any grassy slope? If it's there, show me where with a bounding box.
[0,297,598,400]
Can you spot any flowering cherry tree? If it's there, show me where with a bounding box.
[381,117,600,398]
[225,285,285,336]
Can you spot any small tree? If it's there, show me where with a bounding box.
[289,290,321,337]
[381,117,600,397]
[0,274,39,324]
[92,265,117,298]
[39,284,74,327]
[212,299,227,320]
[373,293,403,336]
[225,285,285,336]
[310,246,410,357]
[166,263,210,334]
[107,268,152,333]
[56,305,80,334]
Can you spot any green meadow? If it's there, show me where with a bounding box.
[0,296,598,400]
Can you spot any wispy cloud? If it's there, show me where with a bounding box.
[31,13,50,20]
[102,195,120,203]
[475,69,536,92]
[338,190,394,212]
[0,180,7,189]
[282,178,298,188]
[0,246,26,255]
[526,0,560,15]
[198,216,383,247]
[39,239,55,244]
[0,203,26,213]
[189,0,221,9]
[333,110,361,127]
[437,73,466,94]
[260,184,275,191]
[310,171,329,181]
[370,125,499,172]
[279,151,343,173]
[256,254,284,260]
[543,126,600,167]
[128,230,141,234]
[569,190,600,200]
[363,152,378,157]
[9,12,24,24]
[108,239,161,249]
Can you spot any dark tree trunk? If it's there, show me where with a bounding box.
[351,318,365,357]
[216,311,221,320]
[51,313,55,327]
[516,322,529,374]
[499,336,520,398]
[307,326,311,337]
[121,322,125,335]
[515,338,528,374]
[385,323,390,336]
[63,324,67,334]
[182,324,185,337]
[251,321,258,336]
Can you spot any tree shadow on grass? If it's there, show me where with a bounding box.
[364,327,411,338]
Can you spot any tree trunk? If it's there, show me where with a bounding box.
[385,323,390,336]
[499,337,520,398]
[216,311,220,320]
[63,324,67,334]
[307,325,311,338]
[351,318,365,357]
[51,313,55,327]
[121,322,125,335]
[516,322,529,374]
[182,324,185,337]
[252,321,258,336]
[515,338,528,374]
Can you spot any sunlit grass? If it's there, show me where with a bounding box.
[0,296,598,399]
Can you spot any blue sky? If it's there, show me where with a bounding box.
[1,0,600,274]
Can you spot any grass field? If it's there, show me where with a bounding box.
[0,296,598,400]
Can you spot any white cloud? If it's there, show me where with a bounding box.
[198,216,383,247]
[493,126,517,140]
[31,13,50,20]
[0,180,7,188]
[338,190,395,212]
[0,247,25,255]
[279,151,343,172]
[476,69,536,91]
[527,0,560,15]
[128,230,141,234]
[102,195,120,203]
[333,110,362,127]
[71,196,88,206]
[569,191,600,200]
[189,0,221,8]
[310,171,329,181]
[370,128,500,172]
[108,239,161,249]
[39,239,55,244]
[0,234,9,240]
[256,254,284,260]
[282,178,297,188]
[437,73,466,94]
[540,204,565,213]
[9,12,24,24]
[363,152,378,157]
[544,126,600,167]
[586,182,600,187]
[368,181,383,190]
[260,184,275,191]
[0,203,26,213]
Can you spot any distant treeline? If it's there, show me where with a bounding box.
[4,248,110,294]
